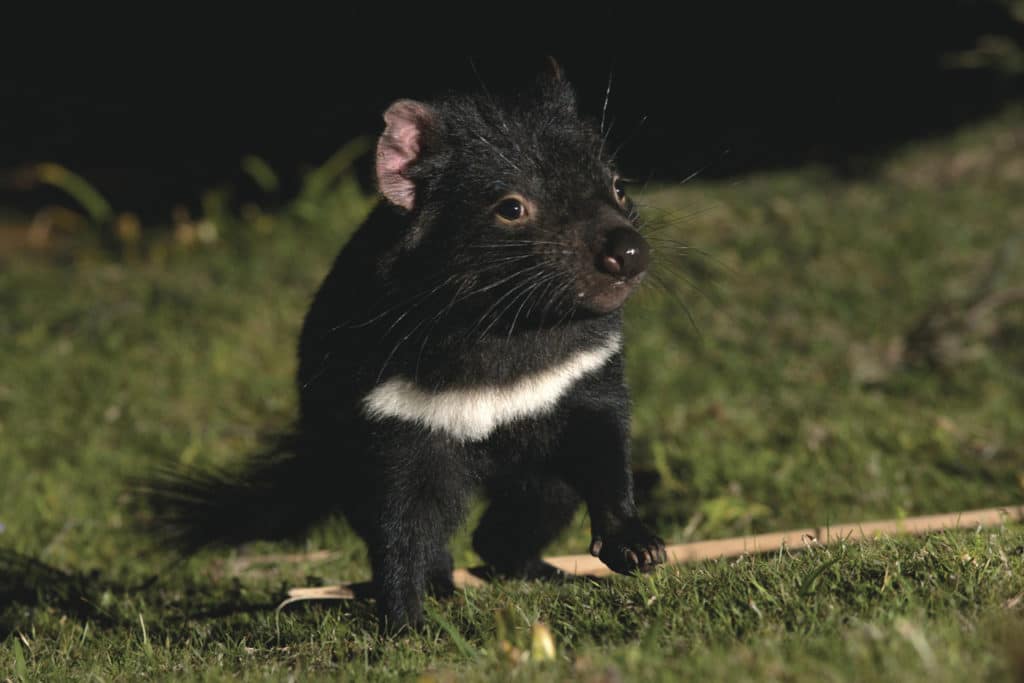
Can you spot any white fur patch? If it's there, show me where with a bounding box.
[362,333,622,442]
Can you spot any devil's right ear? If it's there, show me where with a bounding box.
[544,56,563,82]
[375,100,437,211]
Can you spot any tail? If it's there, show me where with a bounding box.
[135,432,339,553]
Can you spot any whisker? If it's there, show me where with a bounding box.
[647,272,702,341]
[609,114,648,162]
[650,256,722,308]
[493,279,545,341]
[646,237,736,275]
[637,204,723,232]
[469,280,535,342]
[476,134,521,173]
[526,273,561,320]
[599,65,614,157]
[677,164,708,186]
[507,272,562,340]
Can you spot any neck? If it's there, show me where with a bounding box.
[391,310,624,390]
[362,328,623,441]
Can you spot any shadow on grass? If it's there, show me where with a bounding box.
[0,549,283,641]
[0,549,603,642]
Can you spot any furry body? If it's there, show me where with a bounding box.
[149,67,666,632]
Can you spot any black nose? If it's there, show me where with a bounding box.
[597,227,650,279]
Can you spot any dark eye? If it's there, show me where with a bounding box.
[613,178,628,205]
[495,196,527,222]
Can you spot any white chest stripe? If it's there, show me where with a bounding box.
[362,333,622,442]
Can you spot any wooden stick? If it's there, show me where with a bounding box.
[282,504,1024,605]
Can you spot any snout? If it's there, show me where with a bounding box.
[574,225,650,314]
[596,227,650,280]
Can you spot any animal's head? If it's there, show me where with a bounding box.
[374,64,649,327]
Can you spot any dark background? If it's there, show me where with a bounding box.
[3,5,1022,224]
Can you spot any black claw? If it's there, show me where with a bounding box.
[595,521,668,575]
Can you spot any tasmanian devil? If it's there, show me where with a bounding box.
[146,63,667,633]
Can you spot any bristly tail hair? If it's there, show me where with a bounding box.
[135,432,339,553]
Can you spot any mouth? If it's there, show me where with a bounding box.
[576,271,645,314]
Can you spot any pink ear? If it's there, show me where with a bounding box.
[376,99,435,210]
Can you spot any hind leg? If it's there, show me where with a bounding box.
[472,473,580,579]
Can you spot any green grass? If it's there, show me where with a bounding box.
[2,108,1023,680]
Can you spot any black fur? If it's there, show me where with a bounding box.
[144,68,666,633]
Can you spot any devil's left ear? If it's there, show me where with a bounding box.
[375,99,437,211]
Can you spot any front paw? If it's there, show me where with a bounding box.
[590,520,667,574]
[376,594,425,636]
